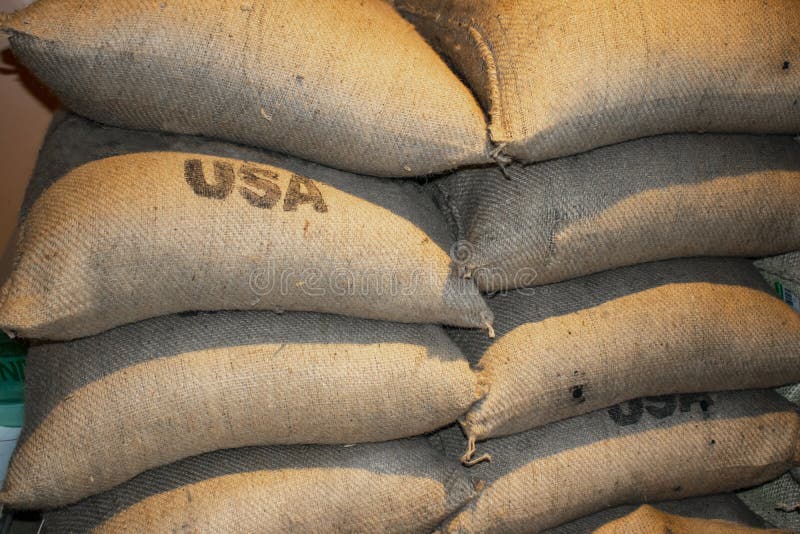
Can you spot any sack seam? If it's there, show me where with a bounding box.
[395,4,511,147]
[430,182,465,246]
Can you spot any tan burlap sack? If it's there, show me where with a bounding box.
[544,494,777,534]
[591,505,789,534]
[1,0,491,178]
[1,310,478,509]
[446,258,800,444]
[430,134,800,292]
[433,390,800,534]
[41,439,476,533]
[756,251,800,312]
[0,114,491,340]
[396,0,800,163]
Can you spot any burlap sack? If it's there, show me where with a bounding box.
[736,383,800,532]
[756,251,800,312]
[446,258,800,443]
[590,505,789,534]
[738,474,800,532]
[432,390,800,534]
[1,310,478,509]
[1,0,491,178]
[430,134,800,292]
[396,0,800,163]
[41,439,475,533]
[0,114,491,340]
[545,494,776,534]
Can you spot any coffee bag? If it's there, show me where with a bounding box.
[434,390,800,533]
[1,310,478,509]
[736,384,800,532]
[431,134,800,292]
[3,0,491,177]
[738,474,800,533]
[397,0,800,162]
[41,439,475,533]
[0,114,491,340]
[447,258,800,442]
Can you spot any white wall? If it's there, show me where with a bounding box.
[0,0,54,283]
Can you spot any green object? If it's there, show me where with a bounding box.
[0,402,23,428]
[0,332,25,427]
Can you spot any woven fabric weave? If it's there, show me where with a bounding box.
[736,382,800,531]
[1,310,477,509]
[738,474,800,533]
[41,439,475,533]
[431,134,800,292]
[590,505,788,534]
[433,390,800,533]
[447,258,800,441]
[544,494,773,534]
[757,251,800,305]
[0,114,491,340]
[397,0,800,162]
[2,0,491,177]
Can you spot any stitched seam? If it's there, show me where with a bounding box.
[464,24,508,143]
[431,182,465,245]
[396,4,509,144]
[486,12,524,142]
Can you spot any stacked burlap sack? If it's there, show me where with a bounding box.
[0,0,799,532]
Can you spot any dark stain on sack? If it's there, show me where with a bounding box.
[570,384,586,403]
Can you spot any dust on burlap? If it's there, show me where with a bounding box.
[41,439,476,533]
[0,114,492,340]
[446,258,800,442]
[2,0,491,177]
[430,134,800,292]
[432,390,800,533]
[396,0,800,163]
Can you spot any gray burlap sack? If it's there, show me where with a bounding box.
[430,134,800,292]
[396,0,800,163]
[0,114,492,340]
[738,474,800,533]
[545,494,776,534]
[736,384,800,532]
[446,258,800,444]
[432,390,800,533]
[40,439,475,533]
[1,0,491,178]
[588,505,789,534]
[1,310,478,509]
[756,251,800,312]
